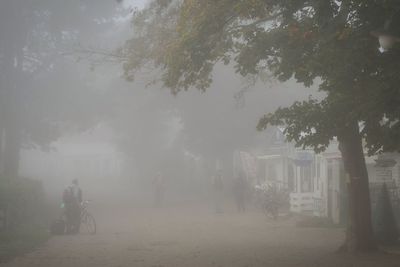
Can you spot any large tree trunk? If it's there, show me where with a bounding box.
[0,125,4,174]
[338,121,376,252]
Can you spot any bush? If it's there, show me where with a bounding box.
[0,177,48,230]
[0,176,51,262]
[372,183,399,245]
[0,223,49,263]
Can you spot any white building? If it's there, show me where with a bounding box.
[19,125,123,198]
[258,128,400,224]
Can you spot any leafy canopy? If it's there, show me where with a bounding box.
[123,0,400,154]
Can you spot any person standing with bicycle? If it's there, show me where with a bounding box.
[63,179,82,234]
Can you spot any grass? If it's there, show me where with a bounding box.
[0,224,50,263]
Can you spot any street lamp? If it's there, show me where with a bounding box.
[371,10,400,52]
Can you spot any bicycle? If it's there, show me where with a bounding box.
[80,200,96,235]
[254,182,290,220]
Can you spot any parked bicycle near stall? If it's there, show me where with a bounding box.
[254,182,290,220]
[80,200,96,235]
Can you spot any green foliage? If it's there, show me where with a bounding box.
[372,183,399,245]
[0,177,50,263]
[0,224,49,263]
[0,177,47,229]
[0,178,49,227]
[123,0,400,155]
[257,98,333,153]
[0,0,119,153]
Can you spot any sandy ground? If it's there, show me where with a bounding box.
[2,202,400,267]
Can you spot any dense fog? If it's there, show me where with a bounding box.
[1,0,314,205]
[1,1,400,266]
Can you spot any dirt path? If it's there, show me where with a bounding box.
[2,206,400,267]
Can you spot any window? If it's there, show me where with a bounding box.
[288,164,295,191]
[267,164,277,181]
[301,165,313,193]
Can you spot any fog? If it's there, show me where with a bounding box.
[1,0,313,204]
[1,1,399,267]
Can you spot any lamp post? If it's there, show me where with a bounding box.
[371,10,400,52]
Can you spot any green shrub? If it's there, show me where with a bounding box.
[0,223,49,263]
[0,177,47,230]
[372,183,399,245]
[0,176,51,262]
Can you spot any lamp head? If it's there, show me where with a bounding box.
[371,12,400,52]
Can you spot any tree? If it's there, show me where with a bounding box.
[0,0,122,177]
[121,0,400,252]
[109,84,179,181]
[0,0,29,177]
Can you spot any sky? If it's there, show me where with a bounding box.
[123,0,147,9]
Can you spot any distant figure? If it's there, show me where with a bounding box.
[63,179,82,234]
[233,171,247,212]
[153,172,165,207]
[213,170,224,213]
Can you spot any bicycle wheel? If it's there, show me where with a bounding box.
[82,213,96,235]
[263,202,278,220]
